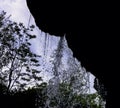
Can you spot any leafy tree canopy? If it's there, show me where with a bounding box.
[0,11,42,92]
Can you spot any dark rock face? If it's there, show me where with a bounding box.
[27,1,117,107]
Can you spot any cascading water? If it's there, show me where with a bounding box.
[0,0,106,107]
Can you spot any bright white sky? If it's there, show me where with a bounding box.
[0,0,29,25]
[0,0,96,93]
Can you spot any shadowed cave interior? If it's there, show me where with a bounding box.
[26,0,117,107]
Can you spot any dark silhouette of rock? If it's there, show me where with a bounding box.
[27,1,118,107]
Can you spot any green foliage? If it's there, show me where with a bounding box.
[0,11,41,92]
[32,82,48,108]
[0,11,105,108]
[45,81,104,108]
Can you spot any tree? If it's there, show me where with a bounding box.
[0,11,42,92]
[45,80,104,108]
[0,11,106,108]
[43,40,105,108]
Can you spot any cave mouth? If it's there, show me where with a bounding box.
[27,0,90,36]
[27,0,110,85]
[27,1,116,106]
